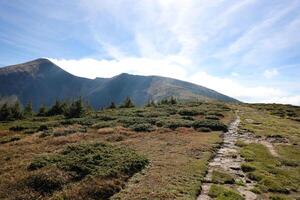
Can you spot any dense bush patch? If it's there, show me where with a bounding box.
[178,108,199,116]
[192,120,228,132]
[29,143,149,179]
[129,123,154,132]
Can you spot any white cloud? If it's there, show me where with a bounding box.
[50,57,300,105]
[262,95,300,106]
[45,1,300,106]
[49,57,189,80]
[263,68,278,79]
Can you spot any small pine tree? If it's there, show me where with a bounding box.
[23,102,33,116]
[37,104,47,116]
[0,103,12,121]
[108,102,116,109]
[170,96,177,105]
[85,102,94,112]
[65,98,85,118]
[159,98,169,105]
[120,97,134,108]
[145,99,156,107]
[11,101,23,119]
[47,100,66,116]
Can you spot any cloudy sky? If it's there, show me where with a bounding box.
[0,0,300,105]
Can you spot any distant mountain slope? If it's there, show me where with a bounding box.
[0,58,239,109]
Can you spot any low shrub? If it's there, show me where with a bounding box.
[129,123,154,132]
[9,125,27,132]
[53,129,77,137]
[211,170,235,184]
[92,121,116,129]
[235,140,247,147]
[25,167,70,195]
[178,109,199,116]
[192,120,228,132]
[241,163,256,172]
[198,127,211,132]
[157,118,193,130]
[0,136,20,144]
[28,143,149,180]
[208,184,244,200]
[260,177,290,194]
[37,125,49,132]
[96,114,117,121]
[247,171,263,181]
[118,117,155,127]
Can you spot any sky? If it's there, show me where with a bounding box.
[0,0,300,105]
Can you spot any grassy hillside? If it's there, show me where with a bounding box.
[0,101,233,199]
[0,101,299,199]
[237,104,300,200]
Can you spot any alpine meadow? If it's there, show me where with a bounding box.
[0,1,299,200]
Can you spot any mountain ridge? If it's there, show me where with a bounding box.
[0,58,239,109]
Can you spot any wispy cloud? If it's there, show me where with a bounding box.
[264,69,279,79]
[1,0,300,105]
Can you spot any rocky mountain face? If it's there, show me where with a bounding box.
[0,58,238,109]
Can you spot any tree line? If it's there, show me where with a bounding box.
[0,96,177,121]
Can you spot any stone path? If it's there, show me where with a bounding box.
[197,115,257,200]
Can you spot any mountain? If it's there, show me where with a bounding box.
[0,58,239,109]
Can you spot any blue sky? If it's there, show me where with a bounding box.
[0,0,300,105]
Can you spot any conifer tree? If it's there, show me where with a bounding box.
[65,98,85,118]
[37,104,47,116]
[170,96,177,104]
[47,100,66,116]
[120,97,134,108]
[108,102,116,109]
[23,102,33,116]
[11,101,23,119]
[0,103,11,121]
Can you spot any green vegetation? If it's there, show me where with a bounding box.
[108,101,116,109]
[129,123,154,132]
[46,100,68,116]
[37,104,47,116]
[208,184,244,200]
[23,102,34,116]
[240,143,299,195]
[0,100,231,199]
[23,143,148,199]
[29,143,148,177]
[64,98,85,118]
[0,101,23,121]
[249,103,300,122]
[120,97,135,108]
[193,120,228,132]
[211,170,235,184]
[0,135,20,144]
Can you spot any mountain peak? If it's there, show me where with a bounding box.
[0,58,60,76]
[0,59,239,109]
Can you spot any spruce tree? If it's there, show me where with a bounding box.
[170,96,177,104]
[120,97,134,108]
[108,102,116,109]
[47,100,66,116]
[23,102,33,116]
[65,98,85,118]
[0,103,11,121]
[11,101,23,119]
[37,104,47,116]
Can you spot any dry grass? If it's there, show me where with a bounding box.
[0,101,232,199]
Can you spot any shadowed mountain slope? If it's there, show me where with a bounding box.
[0,59,239,108]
